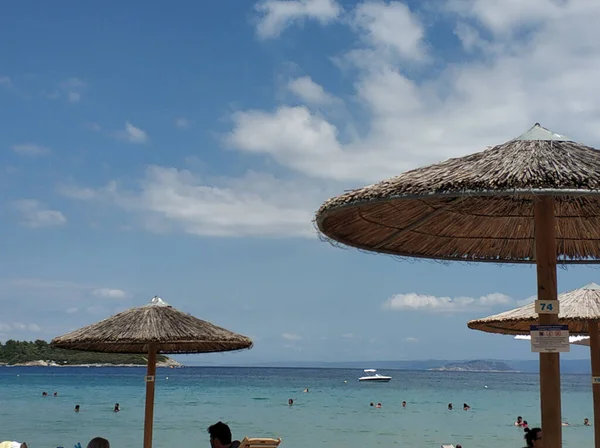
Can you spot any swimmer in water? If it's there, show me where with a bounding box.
[113,403,120,413]
[303,388,309,393]
[370,402,374,407]
[463,403,470,410]
[402,401,406,407]
[42,391,48,397]
[562,421,569,427]
[448,403,453,411]
[376,402,382,408]
[523,420,529,429]
[584,418,591,426]
[288,399,293,406]
[75,405,80,413]
[515,416,523,426]
[53,392,58,397]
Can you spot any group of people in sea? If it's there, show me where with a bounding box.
[515,414,591,428]
[73,403,119,413]
[42,391,120,414]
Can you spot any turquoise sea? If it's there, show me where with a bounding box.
[0,366,594,447]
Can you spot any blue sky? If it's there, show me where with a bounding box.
[1,0,599,364]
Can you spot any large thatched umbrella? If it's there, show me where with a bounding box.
[51,296,253,448]
[470,282,600,445]
[315,123,600,448]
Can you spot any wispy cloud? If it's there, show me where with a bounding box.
[287,76,338,105]
[0,322,41,333]
[0,76,11,86]
[382,292,513,313]
[405,337,419,343]
[13,200,67,228]
[11,143,50,156]
[60,77,86,103]
[255,0,342,39]
[117,121,149,144]
[175,117,192,129]
[282,332,302,341]
[58,167,321,238]
[84,122,102,132]
[91,288,128,299]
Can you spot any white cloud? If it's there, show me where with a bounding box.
[255,0,341,39]
[228,1,600,185]
[91,288,128,299]
[84,122,102,132]
[11,143,50,156]
[119,122,149,144]
[405,337,419,343]
[0,322,41,333]
[60,166,322,238]
[382,292,512,313]
[288,76,337,105]
[66,307,78,314]
[341,333,354,339]
[175,117,192,129]
[13,200,67,228]
[351,1,426,62]
[517,295,537,306]
[68,92,81,103]
[61,2,600,240]
[56,77,86,103]
[282,332,302,341]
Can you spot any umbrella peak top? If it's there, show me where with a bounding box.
[514,123,570,142]
[146,296,171,307]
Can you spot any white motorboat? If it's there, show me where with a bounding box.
[358,369,392,382]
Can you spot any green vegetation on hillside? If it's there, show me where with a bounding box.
[0,340,169,365]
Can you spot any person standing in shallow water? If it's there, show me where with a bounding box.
[74,405,80,413]
[208,421,240,448]
[523,427,542,448]
[113,403,120,412]
[87,437,109,448]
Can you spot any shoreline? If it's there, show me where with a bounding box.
[0,359,183,368]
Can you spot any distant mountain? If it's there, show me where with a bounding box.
[185,358,592,374]
[430,360,515,372]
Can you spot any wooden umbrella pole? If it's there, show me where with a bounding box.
[589,321,600,447]
[143,343,158,448]
[534,196,562,448]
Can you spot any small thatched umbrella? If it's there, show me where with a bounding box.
[470,282,600,445]
[315,123,600,448]
[51,296,253,448]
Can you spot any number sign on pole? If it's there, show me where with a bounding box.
[535,299,559,314]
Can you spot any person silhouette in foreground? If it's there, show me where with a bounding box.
[87,438,109,448]
[523,427,542,448]
[208,421,240,448]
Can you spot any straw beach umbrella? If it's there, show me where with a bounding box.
[315,123,600,448]
[51,296,253,448]
[470,282,600,445]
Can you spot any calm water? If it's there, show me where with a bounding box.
[0,366,594,447]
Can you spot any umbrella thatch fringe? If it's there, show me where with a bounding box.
[52,301,253,354]
[468,283,600,335]
[315,132,600,264]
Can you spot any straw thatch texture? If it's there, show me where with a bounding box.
[468,283,600,335]
[51,298,253,354]
[315,124,600,263]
